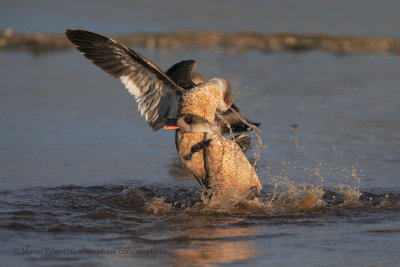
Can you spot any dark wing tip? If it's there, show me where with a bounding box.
[166,60,198,89]
[65,29,109,46]
[150,122,164,131]
[229,120,260,132]
[234,134,252,152]
[222,104,261,133]
[165,60,197,75]
[65,29,130,78]
[65,29,85,41]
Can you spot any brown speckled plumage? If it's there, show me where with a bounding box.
[175,82,262,205]
[204,135,261,205]
[176,131,207,185]
[176,82,222,187]
[180,82,222,121]
[166,62,260,189]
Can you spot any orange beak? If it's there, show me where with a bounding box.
[164,125,180,130]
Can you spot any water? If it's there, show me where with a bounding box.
[1,1,400,266]
[3,0,400,37]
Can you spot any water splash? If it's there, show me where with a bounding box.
[228,108,263,169]
[145,197,173,215]
[0,182,399,236]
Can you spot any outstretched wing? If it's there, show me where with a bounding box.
[166,60,205,89]
[166,60,197,89]
[65,29,184,131]
[220,104,261,133]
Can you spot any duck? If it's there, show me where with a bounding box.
[163,62,262,203]
[165,60,260,134]
[172,78,239,188]
[166,112,262,206]
[165,60,259,188]
[65,29,258,189]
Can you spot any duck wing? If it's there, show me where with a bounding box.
[66,29,184,131]
[165,60,198,89]
[221,104,260,133]
[233,134,252,153]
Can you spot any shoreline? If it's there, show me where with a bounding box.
[1,28,399,55]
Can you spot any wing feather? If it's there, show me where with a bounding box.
[66,29,183,130]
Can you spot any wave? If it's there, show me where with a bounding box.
[0,182,399,234]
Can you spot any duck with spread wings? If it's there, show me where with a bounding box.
[65,29,259,189]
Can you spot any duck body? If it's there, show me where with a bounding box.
[176,131,207,185]
[172,87,262,205]
[204,133,261,205]
[166,62,258,188]
[175,81,225,187]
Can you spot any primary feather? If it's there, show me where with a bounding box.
[65,29,184,131]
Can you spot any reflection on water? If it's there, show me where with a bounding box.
[1,21,400,266]
[0,183,399,265]
[169,216,257,266]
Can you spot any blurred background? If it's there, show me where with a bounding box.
[2,0,400,36]
[1,1,400,266]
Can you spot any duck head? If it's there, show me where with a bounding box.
[209,78,234,113]
[164,113,219,135]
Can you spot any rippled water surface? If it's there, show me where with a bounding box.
[1,1,400,266]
